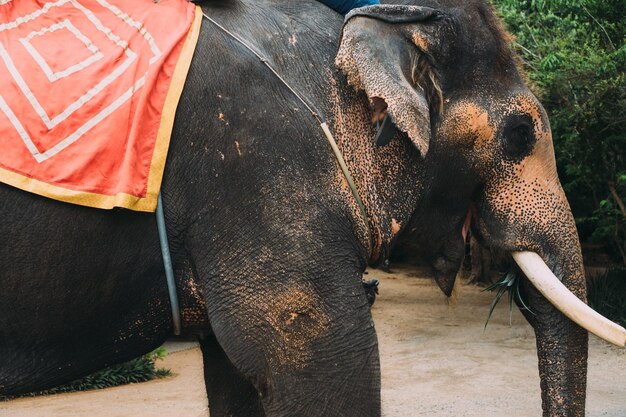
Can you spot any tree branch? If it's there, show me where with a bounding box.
[608,181,626,219]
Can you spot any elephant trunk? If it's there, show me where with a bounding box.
[512,251,626,414]
[516,234,590,416]
[474,128,626,413]
[532,303,588,416]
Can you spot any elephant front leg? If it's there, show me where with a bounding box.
[199,332,265,417]
[201,272,381,417]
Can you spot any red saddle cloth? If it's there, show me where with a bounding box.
[0,0,202,211]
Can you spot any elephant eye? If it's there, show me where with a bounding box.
[503,116,536,160]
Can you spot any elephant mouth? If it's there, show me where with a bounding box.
[461,204,477,242]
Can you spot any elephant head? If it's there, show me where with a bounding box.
[336,1,626,415]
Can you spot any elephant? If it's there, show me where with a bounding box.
[1,0,624,416]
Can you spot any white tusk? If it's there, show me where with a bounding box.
[512,251,626,348]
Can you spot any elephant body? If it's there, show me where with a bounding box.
[1,1,611,416]
[2,2,387,414]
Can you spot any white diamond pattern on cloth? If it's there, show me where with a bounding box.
[0,0,163,162]
[19,19,104,82]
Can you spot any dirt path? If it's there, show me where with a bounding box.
[2,266,624,416]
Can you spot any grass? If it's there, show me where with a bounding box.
[1,347,171,400]
[484,268,533,328]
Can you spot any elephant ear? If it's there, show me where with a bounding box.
[336,5,443,156]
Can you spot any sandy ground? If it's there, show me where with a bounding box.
[2,265,625,417]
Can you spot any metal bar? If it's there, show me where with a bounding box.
[156,193,181,336]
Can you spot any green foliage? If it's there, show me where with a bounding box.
[587,267,626,326]
[484,269,532,327]
[0,348,171,400]
[493,0,626,264]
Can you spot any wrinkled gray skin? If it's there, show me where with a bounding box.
[0,1,588,416]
